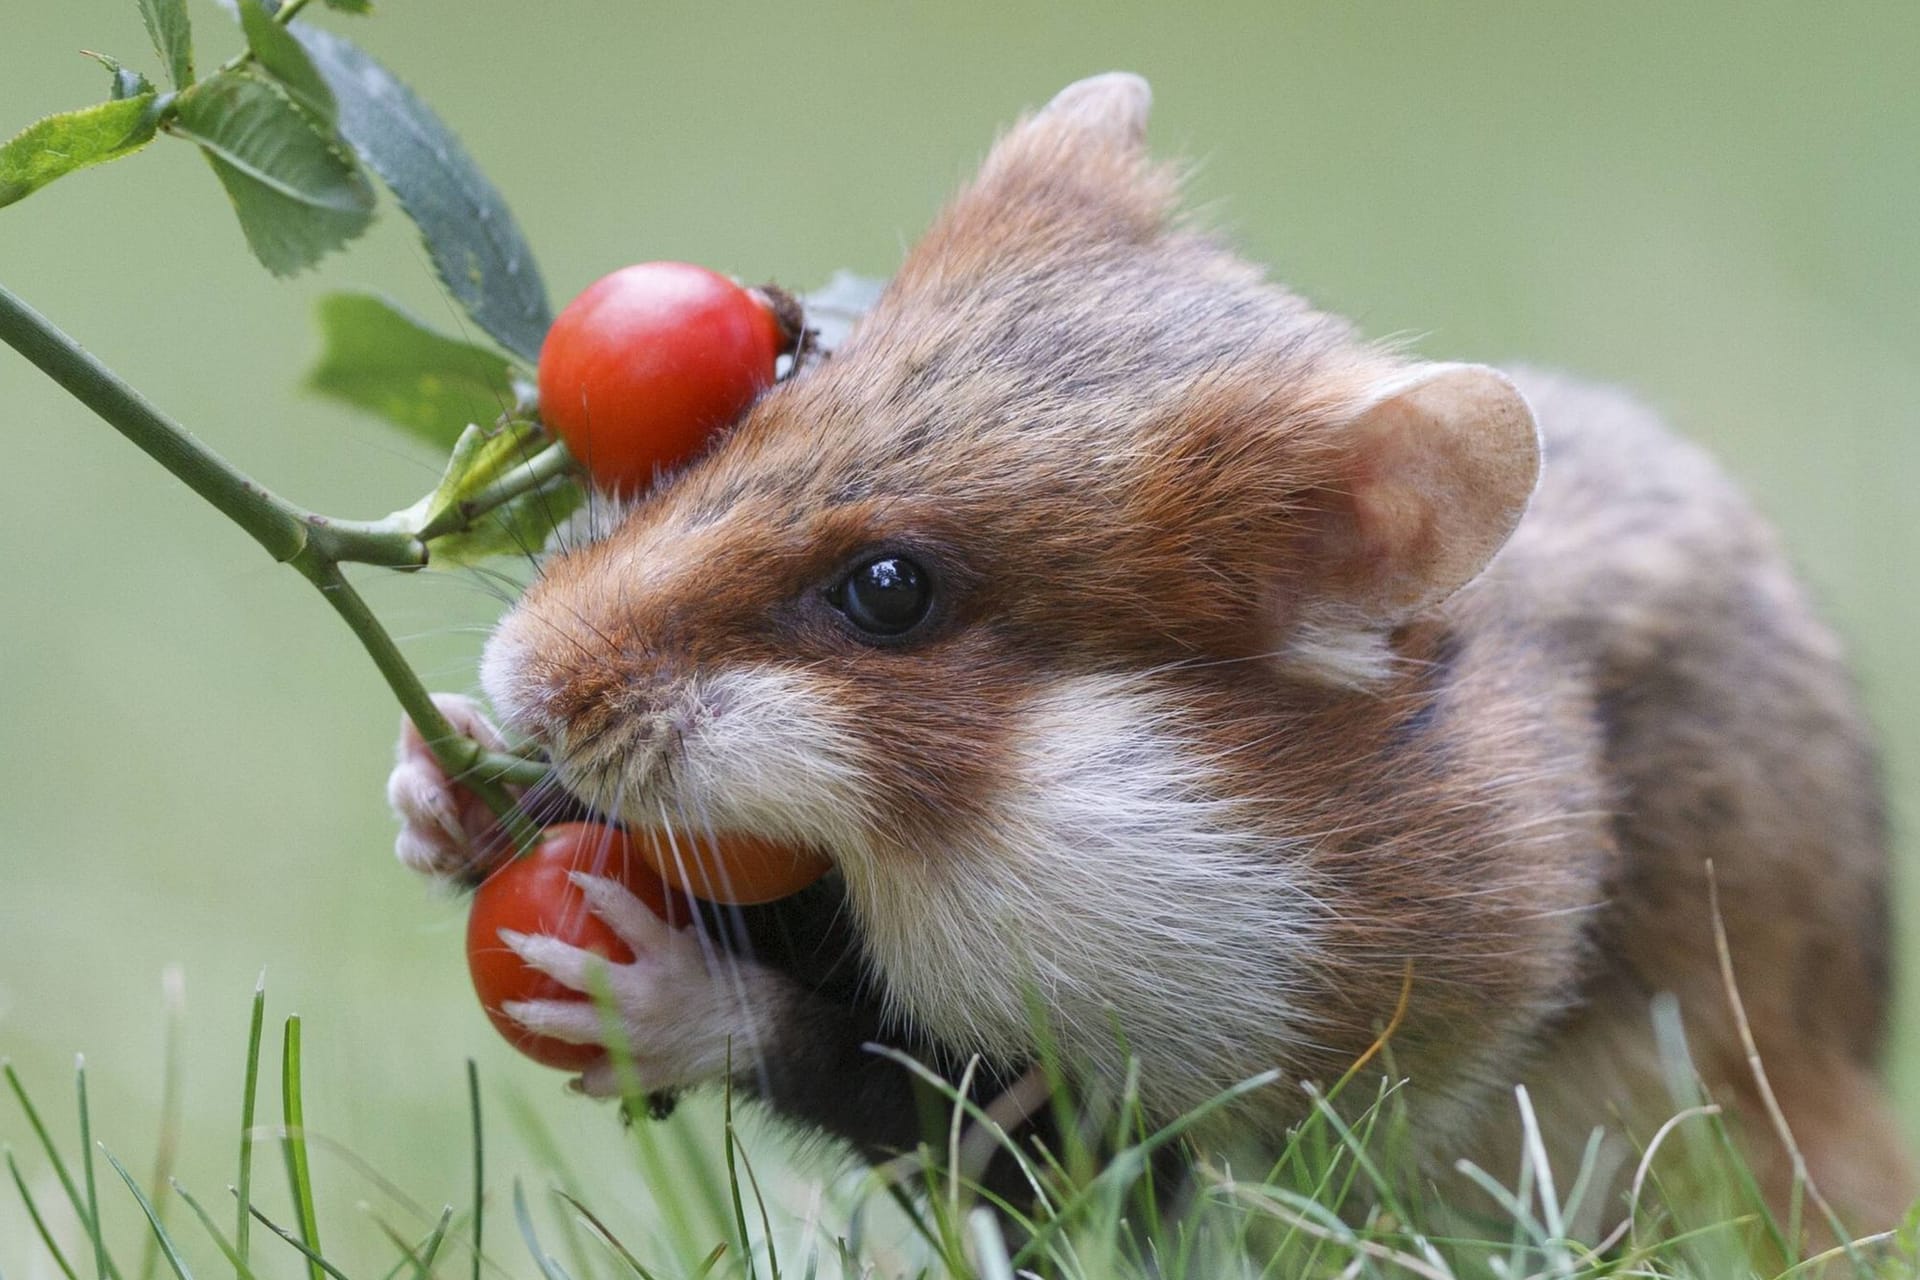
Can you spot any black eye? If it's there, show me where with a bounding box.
[834,555,933,638]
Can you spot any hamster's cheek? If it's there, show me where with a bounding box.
[663,666,877,848]
[844,673,1326,1112]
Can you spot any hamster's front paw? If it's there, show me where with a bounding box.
[387,693,516,885]
[497,872,781,1096]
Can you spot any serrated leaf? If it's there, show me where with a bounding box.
[803,270,887,352]
[290,25,553,362]
[0,95,160,209]
[138,0,195,89]
[239,0,336,125]
[307,291,517,449]
[172,70,375,276]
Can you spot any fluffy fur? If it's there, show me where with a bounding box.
[396,73,1913,1233]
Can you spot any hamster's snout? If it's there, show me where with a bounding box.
[480,601,664,761]
[479,577,871,852]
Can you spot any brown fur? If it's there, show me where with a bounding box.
[481,76,1912,1236]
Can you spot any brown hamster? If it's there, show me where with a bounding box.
[389,73,1913,1230]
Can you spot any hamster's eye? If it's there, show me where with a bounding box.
[833,555,933,639]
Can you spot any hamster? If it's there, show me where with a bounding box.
[388,73,1914,1230]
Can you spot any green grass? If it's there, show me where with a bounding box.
[4,980,1913,1280]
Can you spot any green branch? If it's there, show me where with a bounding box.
[289,554,540,848]
[417,440,577,541]
[0,283,310,563]
[0,280,544,848]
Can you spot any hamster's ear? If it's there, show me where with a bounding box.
[973,71,1155,184]
[1290,363,1539,656]
[899,72,1170,284]
[1037,72,1152,147]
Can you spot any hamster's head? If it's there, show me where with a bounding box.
[482,74,1541,1097]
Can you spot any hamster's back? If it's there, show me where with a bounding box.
[1459,368,1906,1223]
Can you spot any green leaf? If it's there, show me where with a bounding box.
[290,25,553,361]
[427,472,582,568]
[137,0,195,89]
[318,0,372,11]
[171,70,374,276]
[307,291,518,449]
[82,52,156,101]
[407,420,582,567]
[239,0,336,125]
[0,95,160,209]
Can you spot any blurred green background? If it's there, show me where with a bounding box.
[3,1,1916,1272]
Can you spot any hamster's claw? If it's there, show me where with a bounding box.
[496,920,705,1090]
[388,693,515,884]
[499,992,606,1046]
[568,872,675,952]
[495,888,779,1095]
[498,929,612,994]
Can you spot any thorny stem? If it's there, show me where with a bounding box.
[0,280,547,845]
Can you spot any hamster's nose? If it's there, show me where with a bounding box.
[479,596,675,751]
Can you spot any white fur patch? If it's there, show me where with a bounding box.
[1277,614,1400,690]
[477,610,548,743]
[666,668,875,845]
[844,675,1327,1124]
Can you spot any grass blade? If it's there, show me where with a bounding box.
[582,976,709,1263]
[139,967,188,1280]
[513,1179,576,1280]
[101,1148,194,1280]
[418,1206,457,1271]
[170,1180,260,1280]
[727,1130,779,1280]
[720,1074,758,1280]
[4,1061,124,1280]
[551,1190,662,1280]
[467,1061,483,1280]
[376,1205,456,1280]
[497,1087,599,1280]
[242,1201,356,1280]
[237,972,266,1267]
[77,1056,111,1280]
[280,1017,325,1280]
[8,1147,81,1280]
[1008,1068,1282,1271]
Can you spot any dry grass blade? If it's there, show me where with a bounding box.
[1704,862,1856,1257]
[551,1188,662,1280]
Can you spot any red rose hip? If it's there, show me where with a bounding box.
[466,823,680,1070]
[537,262,785,496]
